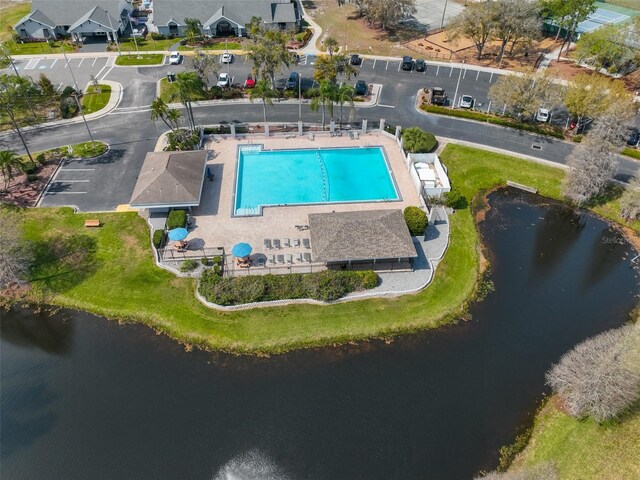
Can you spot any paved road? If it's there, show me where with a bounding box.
[2,54,638,211]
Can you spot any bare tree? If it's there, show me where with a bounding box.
[563,138,618,206]
[489,69,561,120]
[546,324,640,423]
[0,209,32,289]
[187,50,219,89]
[447,2,499,59]
[493,0,541,65]
[475,462,559,480]
[620,176,640,222]
[360,0,417,32]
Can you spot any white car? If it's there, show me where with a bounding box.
[221,53,234,64]
[536,108,550,123]
[168,52,182,65]
[459,95,474,109]
[217,73,231,88]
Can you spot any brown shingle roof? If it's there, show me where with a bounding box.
[309,209,417,263]
[130,151,207,208]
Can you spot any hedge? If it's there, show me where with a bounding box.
[622,147,640,160]
[152,230,164,248]
[404,206,427,235]
[401,126,437,153]
[166,210,187,230]
[199,269,379,305]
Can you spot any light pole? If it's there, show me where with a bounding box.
[72,92,96,146]
[225,37,230,77]
[62,47,79,91]
[106,10,121,56]
[128,11,141,59]
[1,42,20,77]
[440,0,449,29]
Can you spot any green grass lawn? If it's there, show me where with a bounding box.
[4,39,75,54]
[178,42,242,51]
[81,85,111,114]
[159,77,207,103]
[20,141,108,162]
[13,144,637,354]
[622,147,640,160]
[0,3,31,42]
[116,38,179,52]
[510,399,640,479]
[115,54,164,66]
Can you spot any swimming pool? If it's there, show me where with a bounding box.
[234,146,399,215]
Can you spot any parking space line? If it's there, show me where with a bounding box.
[25,59,40,70]
[47,191,87,195]
[449,67,453,77]
[56,82,63,92]
[386,60,389,70]
[372,59,376,69]
[60,168,96,172]
[397,61,401,72]
[99,65,114,81]
[51,59,57,68]
[463,68,467,79]
[360,59,365,68]
[476,70,480,81]
[53,179,91,183]
[78,58,84,67]
[92,57,97,67]
[436,65,440,75]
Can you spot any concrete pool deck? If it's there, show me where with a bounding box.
[190,133,422,268]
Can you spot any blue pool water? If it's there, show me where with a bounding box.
[234,146,399,215]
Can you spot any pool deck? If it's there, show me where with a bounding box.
[190,133,421,268]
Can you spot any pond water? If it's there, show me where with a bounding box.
[2,189,639,480]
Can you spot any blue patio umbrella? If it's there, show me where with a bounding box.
[232,242,252,258]
[168,228,188,241]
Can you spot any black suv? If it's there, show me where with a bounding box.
[415,59,426,72]
[286,72,300,89]
[350,54,362,65]
[355,80,367,96]
[627,127,640,147]
[401,56,413,71]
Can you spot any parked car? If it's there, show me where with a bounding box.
[627,127,640,147]
[221,52,234,64]
[459,95,474,109]
[244,75,255,89]
[536,108,550,123]
[286,71,300,89]
[569,117,591,134]
[217,73,230,88]
[350,54,362,66]
[401,56,413,71]
[354,79,367,96]
[430,87,447,106]
[415,59,426,72]
[168,52,182,65]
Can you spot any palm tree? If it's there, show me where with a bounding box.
[334,83,355,127]
[249,79,275,124]
[0,150,25,191]
[322,36,339,57]
[150,97,173,131]
[166,108,182,130]
[309,80,337,129]
[169,72,203,131]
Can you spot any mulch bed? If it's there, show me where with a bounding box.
[0,157,62,208]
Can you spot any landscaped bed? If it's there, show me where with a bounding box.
[81,84,111,114]
[115,54,164,66]
[7,144,638,355]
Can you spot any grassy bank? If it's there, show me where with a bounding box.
[13,144,637,354]
[115,54,164,66]
[0,3,30,42]
[4,39,75,54]
[509,398,640,479]
[81,85,111,114]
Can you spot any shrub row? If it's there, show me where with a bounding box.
[401,126,438,153]
[420,104,564,139]
[152,230,165,248]
[166,210,187,230]
[622,147,640,160]
[199,269,379,305]
[404,206,428,235]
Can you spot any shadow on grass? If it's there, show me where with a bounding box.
[585,183,625,209]
[29,234,100,293]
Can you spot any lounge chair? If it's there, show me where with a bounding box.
[292,238,300,247]
[303,252,312,263]
[283,238,291,247]
[296,253,303,263]
[268,254,276,265]
[273,239,281,249]
[277,254,285,264]
[308,132,315,141]
[264,239,272,249]
[285,254,292,264]
[303,238,311,249]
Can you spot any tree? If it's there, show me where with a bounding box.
[0,150,25,191]
[334,83,355,126]
[188,49,219,89]
[0,74,38,164]
[0,208,32,289]
[248,79,275,123]
[620,176,640,222]
[322,36,339,57]
[575,24,638,73]
[38,73,55,97]
[246,20,293,88]
[169,72,204,131]
[314,54,358,83]
[563,74,631,133]
[546,323,640,422]
[360,0,417,32]
[493,0,541,65]
[401,127,437,153]
[489,68,560,120]
[184,18,203,44]
[310,80,337,129]
[150,97,181,131]
[541,0,597,60]
[562,138,618,206]
[447,1,499,59]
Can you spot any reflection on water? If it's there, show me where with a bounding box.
[1,189,638,480]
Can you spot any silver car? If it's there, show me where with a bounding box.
[459,95,474,109]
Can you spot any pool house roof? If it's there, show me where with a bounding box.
[309,209,417,263]
[130,151,208,209]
